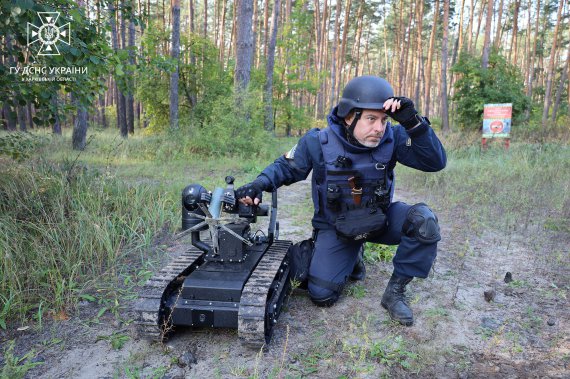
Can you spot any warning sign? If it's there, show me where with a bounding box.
[483,103,512,138]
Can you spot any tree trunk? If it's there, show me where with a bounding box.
[441,0,450,132]
[189,0,195,33]
[146,0,150,28]
[3,104,17,131]
[525,0,541,120]
[188,0,197,107]
[481,0,493,69]
[338,0,352,98]
[352,2,364,78]
[110,2,127,137]
[493,0,504,48]
[473,0,485,52]
[229,0,237,60]
[99,91,107,129]
[314,0,322,83]
[170,0,181,129]
[509,0,519,63]
[51,95,61,135]
[127,4,135,134]
[424,0,439,117]
[551,39,569,123]
[219,0,227,62]
[27,103,34,130]
[523,0,532,97]
[403,3,415,94]
[264,0,281,132]
[363,20,372,75]
[381,0,389,76]
[214,0,219,46]
[315,0,329,119]
[330,0,342,107]
[263,0,270,59]
[413,0,424,107]
[17,106,27,132]
[390,1,402,87]
[106,77,112,107]
[73,102,89,150]
[120,1,128,137]
[541,0,565,130]
[203,0,208,38]
[467,0,475,53]
[457,0,466,53]
[254,0,261,69]
[235,0,254,92]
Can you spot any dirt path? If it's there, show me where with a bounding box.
[5,176,569,378]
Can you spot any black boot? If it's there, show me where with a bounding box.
[381,274,414,326]
[349,246,366,281]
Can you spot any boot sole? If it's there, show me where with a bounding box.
[381,301,414,326]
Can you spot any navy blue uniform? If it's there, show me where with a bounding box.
[256,107,446,301]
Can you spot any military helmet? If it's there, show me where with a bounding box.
[337,76,394,118]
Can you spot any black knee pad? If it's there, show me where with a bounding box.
[403,203,441,244]
[310,292,340,307]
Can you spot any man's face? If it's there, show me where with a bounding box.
[345,109,389,148]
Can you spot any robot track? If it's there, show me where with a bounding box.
[238,239,292,348]
[134,247,206,341]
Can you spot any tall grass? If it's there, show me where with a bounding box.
[0,128,295,327]
[396,138,570,233]
[0,159,176,325]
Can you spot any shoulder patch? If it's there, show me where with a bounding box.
[284,144,298,160]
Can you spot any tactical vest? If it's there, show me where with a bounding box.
[312,126,396,233]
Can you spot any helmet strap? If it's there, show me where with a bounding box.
[346,110,362,145]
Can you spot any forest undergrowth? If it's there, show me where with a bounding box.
[1,128,569,375]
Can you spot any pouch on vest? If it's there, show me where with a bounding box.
[286,238,315,289]
[335,204,387,241]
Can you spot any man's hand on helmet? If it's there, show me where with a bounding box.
[383,97,423,130]
[236,179,265,205]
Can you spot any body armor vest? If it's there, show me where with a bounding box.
[312,126,396,229]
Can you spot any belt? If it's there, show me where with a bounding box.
[347,176,362,206]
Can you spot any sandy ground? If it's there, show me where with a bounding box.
[2,176,569,378]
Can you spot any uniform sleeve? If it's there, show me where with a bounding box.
[392,120,447,172]
[256,129,319,190]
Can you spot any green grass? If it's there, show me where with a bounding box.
[1,340,43,379]
[0,159,175,324]
[396,138,570,233]
[0,127,294,328]
[341,313,419,373]
[346,284,367,299]
[96,332,130,350]
[363,243,396,264]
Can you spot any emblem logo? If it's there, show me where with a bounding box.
[27,12,71,56]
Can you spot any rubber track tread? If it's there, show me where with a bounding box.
[238,240,291,348]
[134,247,204,341]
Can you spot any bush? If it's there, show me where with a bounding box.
[451,51,530,130]
[187,90,275,157]
[0,132,46,161]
